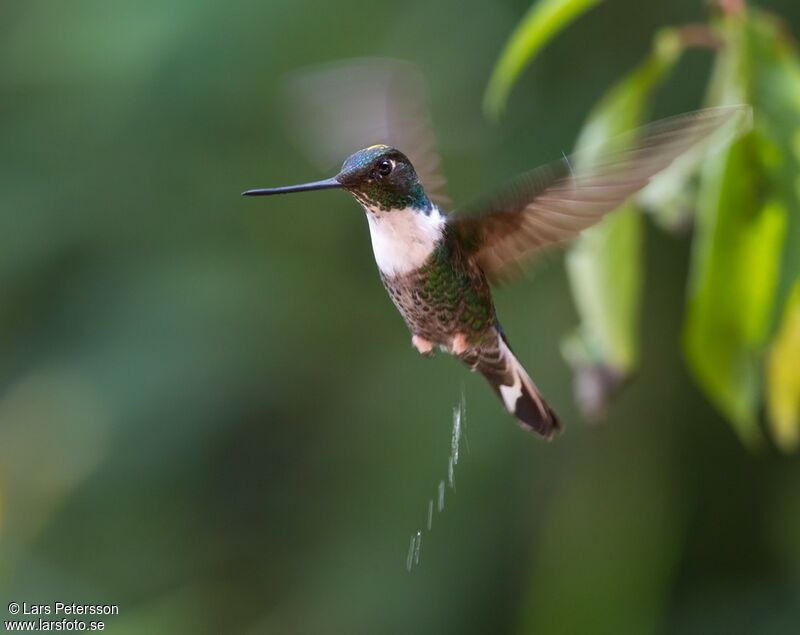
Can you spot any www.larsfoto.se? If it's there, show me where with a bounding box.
[4,618,106,632]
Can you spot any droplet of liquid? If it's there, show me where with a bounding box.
[406,534,416,572]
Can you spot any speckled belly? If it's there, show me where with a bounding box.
[380,258,497,346]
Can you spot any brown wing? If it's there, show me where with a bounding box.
[284,58,450,209]
[449,106,750,283]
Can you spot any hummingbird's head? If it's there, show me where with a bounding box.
[335,145,429,212]
[243,144,431,213]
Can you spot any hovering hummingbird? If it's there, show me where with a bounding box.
[244,63,743,437]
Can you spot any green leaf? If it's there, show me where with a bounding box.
[563,205,642,418]
[567,209,641,372]
[683,9,799,446]
[483,0,603,119]
[743,11,800,324]
[767,281,800,452]
[685,136,786,445]
[562,31,681,418]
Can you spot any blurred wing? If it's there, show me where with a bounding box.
[285,58,450,208]
[450,106,750,283]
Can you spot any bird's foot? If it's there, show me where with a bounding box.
[451,332,469,356]
[412,335,435,358]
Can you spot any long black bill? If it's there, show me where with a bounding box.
[242,177,341,197]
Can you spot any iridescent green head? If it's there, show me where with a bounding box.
[243,144,431,212]
[336,145,429,212]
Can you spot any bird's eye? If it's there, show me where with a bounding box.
[377,160,393,177]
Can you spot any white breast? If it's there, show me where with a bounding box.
[365,206,445,276]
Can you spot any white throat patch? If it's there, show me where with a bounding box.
[364,205,445,277]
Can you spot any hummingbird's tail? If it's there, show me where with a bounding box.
[466,333,561,439]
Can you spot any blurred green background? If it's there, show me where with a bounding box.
[2,0,800,633]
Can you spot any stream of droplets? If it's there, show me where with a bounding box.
[406,387,467,572]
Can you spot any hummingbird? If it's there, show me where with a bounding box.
[244,105,742,438]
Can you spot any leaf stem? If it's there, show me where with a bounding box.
[673,24,724,51]
[716,0,747,17]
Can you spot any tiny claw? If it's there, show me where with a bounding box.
[412,335,435,357]
[451,332,469,356]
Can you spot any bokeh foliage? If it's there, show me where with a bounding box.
[487,0,800,450]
